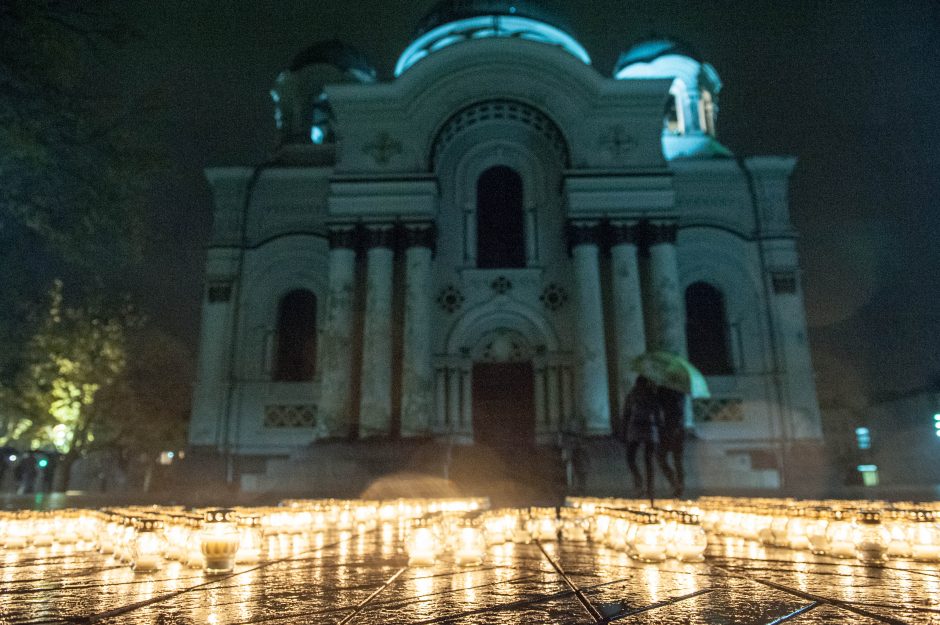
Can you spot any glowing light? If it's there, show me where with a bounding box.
[37,458,48,469]
[310,126,325,145]
[395,15,590,76]
[6,455,15,463]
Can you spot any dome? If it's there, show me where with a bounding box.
[614,37,726,161]
[614,38,700,77]
[395,0,590,77]
[288,40,377,84]
[272,40,376,147]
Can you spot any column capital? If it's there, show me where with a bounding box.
[403,223,437,251]
[363,224,396,249]
[328,227,358,250]
[609,221,641,246]
[567,221,602,248]
[647,222,678,246]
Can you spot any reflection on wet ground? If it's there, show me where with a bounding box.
[2,528,938,624]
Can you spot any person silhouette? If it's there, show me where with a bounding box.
[622,376,663,500]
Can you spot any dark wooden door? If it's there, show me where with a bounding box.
[472,362,536,448]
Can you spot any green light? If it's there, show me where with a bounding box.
[37,458,48,468]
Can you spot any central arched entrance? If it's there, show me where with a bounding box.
[470,328,537,447]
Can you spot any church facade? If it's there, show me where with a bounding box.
[188,1,822,490]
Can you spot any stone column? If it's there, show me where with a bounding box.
[525,203,538,265]
[317,228,358,436]
[190,274,236,447]
[448,368,461,434]
[463,202,476,265]
[546,365,560,431]
[358,225,395,438]
[569,222,611,435]
[400,224,436,437]
[648,223,687,357]
[434,368,447,433]
[610,222,647,408]
[460,367,473,436]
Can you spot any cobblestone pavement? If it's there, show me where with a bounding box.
[2,528,938,624]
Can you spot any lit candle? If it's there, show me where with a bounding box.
[825,510,856,558]
[909,510,940,562]
[853,510,889,562]
[632,514,667,563]
[453,525,486,566]
[406,525,439,566]
[200,509,240,574]
[236,515,264,565]
[132,519,166,573]
[671,513,707,562]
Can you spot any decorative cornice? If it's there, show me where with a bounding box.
[328,228,358,250]
[363,225,396,249]
[403,223,437,251]
[567,222,602,248]
[609,222,640,246]
[647,222,678,246]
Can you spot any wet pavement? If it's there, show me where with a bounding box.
[2,526,938,624]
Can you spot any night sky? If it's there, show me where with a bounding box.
[110,0,940,409]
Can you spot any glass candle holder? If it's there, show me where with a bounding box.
[853,510,890,562]
[132,519,166,573]
[2,512,30,549]
[909,510,940,562]
[671,513,708,562]
[805,507,831,556]
[201,509,240,574]
[825,510,856,558]
[632,514,667,563]
[453,524,486,566]
[406,523,440,566]
[885,509,913,559]
[185,516,206,569]
[236,515,264,565]
[31,513,55,548]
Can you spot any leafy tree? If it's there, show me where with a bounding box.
[0,0,157,377]
[5,280,138,491]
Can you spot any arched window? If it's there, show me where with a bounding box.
[476,166,525,269]
[699,90,716,136]
[685,282,733,375]
[274,290,317,382]
[666,80,687,135]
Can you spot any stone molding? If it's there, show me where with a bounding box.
[328,228,358,249]
[402,223,437,251]
[609,221,641,246]
[567,221,602,248]
[363,225,396,249]
[647,222,679,246]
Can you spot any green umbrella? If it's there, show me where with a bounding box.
[630,351,711,398]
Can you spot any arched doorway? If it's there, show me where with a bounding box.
[471,328,536,448]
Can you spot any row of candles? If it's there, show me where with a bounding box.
[570,496,940,562]
[2,496,939,574]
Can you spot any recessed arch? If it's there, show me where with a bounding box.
[685,282,733,376]
[274,289,318,382]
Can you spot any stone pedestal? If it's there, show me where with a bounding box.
[317,230,357,436]
[569,223,611,435]
[648,223,687,357]
[400,226,436,437]
[359,226,395,438]
[610,223,647,408]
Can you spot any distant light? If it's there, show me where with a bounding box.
[855,427,871,450]
[37,458,49,469]
[7,454,16,463]
[857,464,878,472]
[310,125,325,144]
[167,451,175,459]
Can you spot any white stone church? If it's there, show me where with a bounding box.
[189,0,823,491]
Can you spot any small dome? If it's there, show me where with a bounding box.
[414,0,575,38]
[288,40,377,84]
[614,38,700,76]
[396,0,590,76]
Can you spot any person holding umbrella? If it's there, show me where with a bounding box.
[622,375,671,500]
[629,351,710,499]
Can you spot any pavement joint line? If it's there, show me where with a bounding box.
[598,588,715,624]
[335,566,408,625]
[763,601,821,625]
[707,562,912,625]
[535,539,604,623]
[75,530,368,624]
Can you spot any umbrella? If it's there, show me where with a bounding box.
[630,351,710,398]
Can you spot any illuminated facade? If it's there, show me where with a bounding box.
[190,1,822,490]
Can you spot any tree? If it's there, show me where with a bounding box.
[6,280,137,491]
[0,1,158,377]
